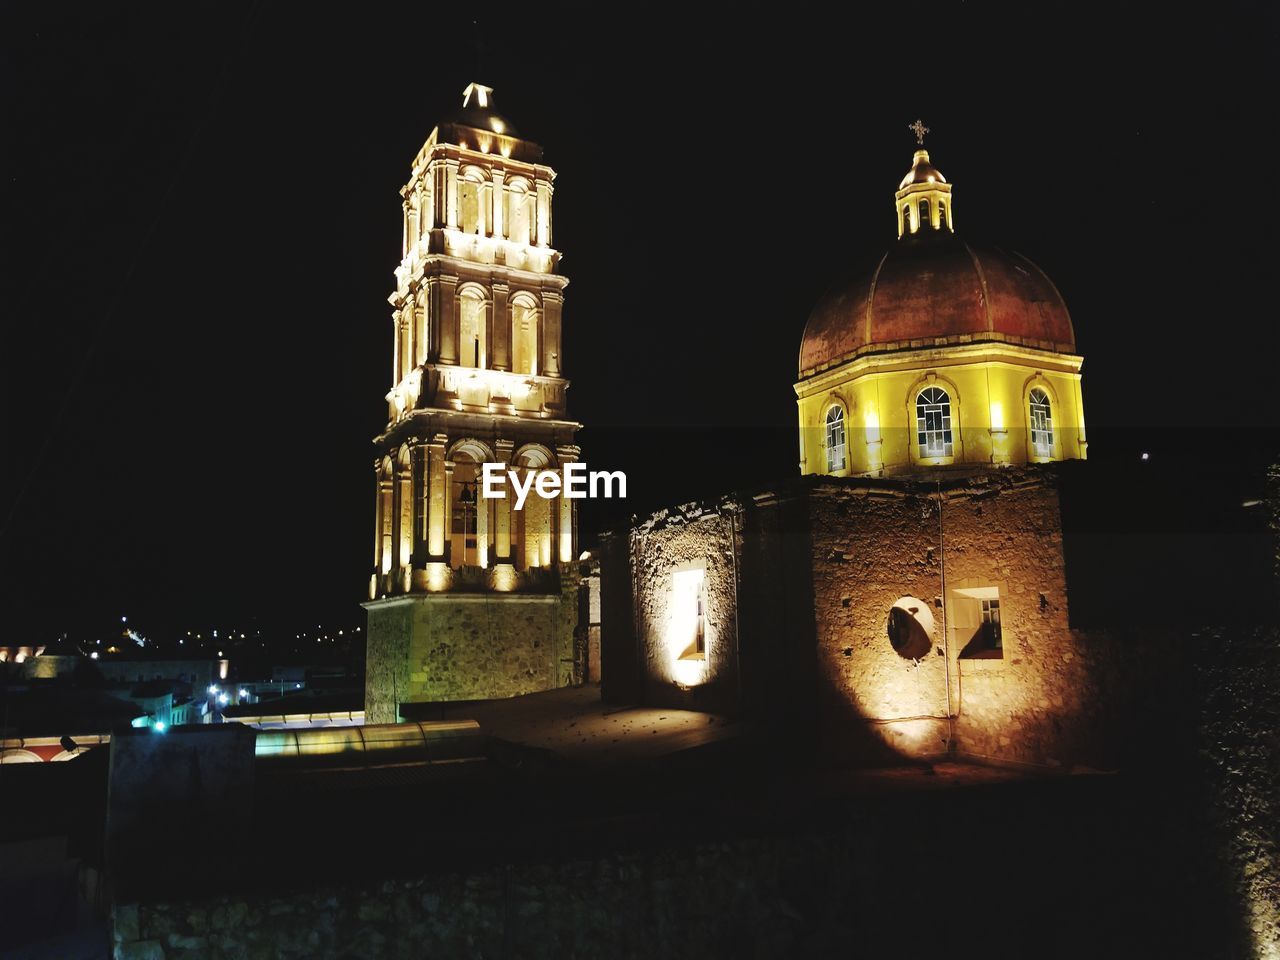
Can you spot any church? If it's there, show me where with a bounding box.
[363,89,1100,769]
[596,124,1101,769]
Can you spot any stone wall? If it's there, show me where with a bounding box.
[364,566,580,723]
[804,473,1090,767]
[602,469,1112,768]
[109,757,1275,960]
[1194,626,1280,958]
[624,503,741,715]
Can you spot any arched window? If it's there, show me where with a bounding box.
[919,199,931,230]
[825,406,846,472]
[901,204,912,235]
[1029,388,1054,458]
[511,295,538,376]
[459,171,484,235]
[916,387,953,458]
[459,287,487,368]
[506,180,532,245]
[937,200,948,231]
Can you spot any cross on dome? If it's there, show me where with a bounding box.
[908,119,930,146]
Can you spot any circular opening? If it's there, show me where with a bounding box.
[887,596,935,660]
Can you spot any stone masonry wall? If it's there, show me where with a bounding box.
[365,570,579,723]
[628,503,741,716]
[806,473,1092,766]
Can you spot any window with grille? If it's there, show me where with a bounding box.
[916,387,953,458]
[1029,388,1053,458]
[981,598,1002,650]
[825,406,846,472]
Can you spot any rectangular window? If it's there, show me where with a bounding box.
[981,598,1002,650]
[669,564,708,663]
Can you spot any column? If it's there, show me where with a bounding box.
[414,288,428,366]
[427,435,448,558]
[542,291,563,378]
[438,275,459,365]
[378,465,394,576]
[371,464,384,597]
[444,459,456,564]
[535,179,551,247]
[390,310,401,386]
[412,444,428,564]
[493,439,514,564]
[491,168,504,238]
[480,180,493,237]
[395,449,413,590]
[444,159,459,229]
[475,482,489,568]
[556,446,579,563]
[407,204,420,255]
[491,281,510,371]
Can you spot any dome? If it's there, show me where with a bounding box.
[898,149,947,189]
[453,83,518,137]
[799,233,1076,376]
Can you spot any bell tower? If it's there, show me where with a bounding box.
[364,84,583,720]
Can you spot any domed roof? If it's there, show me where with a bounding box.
[450,83,519,137]
[899,149,947,189]
[799,232,1076,376]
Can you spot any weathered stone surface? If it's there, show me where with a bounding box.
[365,564,580,722]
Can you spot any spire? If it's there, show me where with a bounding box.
[894,123,953,239]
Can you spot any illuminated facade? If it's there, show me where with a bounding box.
[796,143,1087,477]
[598,132,1099,769]
[363,85,582,720]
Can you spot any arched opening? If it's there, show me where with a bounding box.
[938,200,948,231]
[901,203,913,236]
[448,447,488,569]
[919,199,931,230]
[825,405,846,472]
[1029,387,1054,458]
[0,749,42,764]
[459,286,487,369]
[511,295,539,376]
[459,169,485,235]
[506,180,532,245]
[513,445,554,569]
[916,386,953,458]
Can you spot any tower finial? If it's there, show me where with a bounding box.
[908,119,930,147]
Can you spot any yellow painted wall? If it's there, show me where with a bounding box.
[797,346,1086,477]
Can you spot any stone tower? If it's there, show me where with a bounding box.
[363,84,582,721]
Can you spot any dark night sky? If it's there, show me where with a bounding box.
[2,2,1277,641]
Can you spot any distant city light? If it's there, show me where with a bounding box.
[90,651,99,660]
[121,615,127,623]
[153,721,167,733]
[208,685,219,695]
[238,688,248,698]
[1141,452,1150,461]
[217,693,229,705]
[295,683,302,689]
